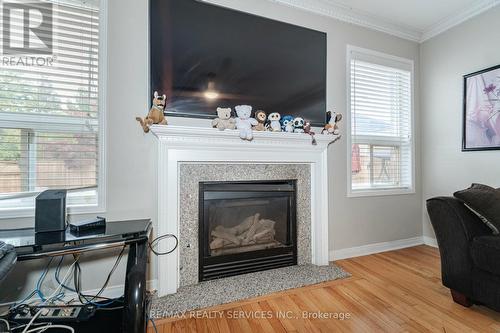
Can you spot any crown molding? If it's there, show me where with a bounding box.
[267,0,500,43]
[420,0,500,42]
[268,0,422,42]
[201,0,500,43]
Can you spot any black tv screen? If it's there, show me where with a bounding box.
[150,0,327,126]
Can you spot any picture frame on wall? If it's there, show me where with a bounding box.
[463,64,500,151]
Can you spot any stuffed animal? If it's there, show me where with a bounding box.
[281,115,294,133]
[304,121,317,145]
[235,105,258,140]
[253,110,267,131]
[322,111,342,135]
[293,117,305,133]
[136,91,168,133]
[268,112,281,132]
[212,107,236,131]
[304,121,315,136]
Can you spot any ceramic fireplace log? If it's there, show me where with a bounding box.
[211,229,242,246]
[210,214,279,252]
[242,214,261,243]
[232,214,260,235]
[252,228,275,243]
[211,241,282,256]
[211,214,260,241]
[210,226,276,249]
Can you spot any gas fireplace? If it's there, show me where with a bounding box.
[199,180,297,281]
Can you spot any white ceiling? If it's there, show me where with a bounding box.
[270,0,500,42]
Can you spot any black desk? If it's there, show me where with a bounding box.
[0,219,152,333]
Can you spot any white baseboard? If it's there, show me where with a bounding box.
[423,236,438,248]
[330,236,425,261]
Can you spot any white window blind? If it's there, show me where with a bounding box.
[0,0,102,213]
[349,48,413,195]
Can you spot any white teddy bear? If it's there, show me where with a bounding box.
[235,105,258,141]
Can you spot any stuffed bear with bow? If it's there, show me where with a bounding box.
[235,105,258,141]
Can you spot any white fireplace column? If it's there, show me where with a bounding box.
[151,125,338,296]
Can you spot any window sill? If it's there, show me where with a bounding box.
[0,205,106,220]
[347,187,415,198]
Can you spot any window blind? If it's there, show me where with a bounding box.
[349,51,413,193]
[0,0,100,210]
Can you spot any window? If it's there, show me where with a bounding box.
[0,0,104,216]
[347,46,414,196]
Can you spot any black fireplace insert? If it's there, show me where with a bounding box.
[199,180,297,281]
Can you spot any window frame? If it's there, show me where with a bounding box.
[0,0,107,219]
[346,45,415,198]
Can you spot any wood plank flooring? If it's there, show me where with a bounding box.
[148,246,500,332]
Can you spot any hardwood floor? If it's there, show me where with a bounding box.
[148,246,500,332]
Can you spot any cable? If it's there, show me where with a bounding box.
[54,257,76,293]
[10,322,54,332]
[35,258,54,302]
[72,248,126,307]
[149,234,178,256]
[89,246,125,302]
[15,259,78,333]
[44,259,78,305]
[22,310,41,333]
[147,314,158,333]
[0,318,9,332]
[25,324,74,333]
[6,258,78,332]
[95,305,124,311]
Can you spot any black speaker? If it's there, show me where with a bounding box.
[35,190,67,233]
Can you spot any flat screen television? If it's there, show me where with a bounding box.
[150,0,327,126]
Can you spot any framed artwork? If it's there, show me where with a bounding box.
[463,64,500,151]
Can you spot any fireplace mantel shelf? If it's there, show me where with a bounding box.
[150,125,340,149]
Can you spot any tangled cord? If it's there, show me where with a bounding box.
[148,234,178,256]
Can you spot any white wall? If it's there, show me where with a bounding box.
[421,6,500,239]
[1,0,422,302]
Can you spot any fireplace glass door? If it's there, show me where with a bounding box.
[199,181,297,281]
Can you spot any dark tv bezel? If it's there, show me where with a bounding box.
[148,0,328,127]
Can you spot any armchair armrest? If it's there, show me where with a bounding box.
[426,197,490,295]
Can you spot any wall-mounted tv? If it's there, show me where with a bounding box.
[150,0,327,126]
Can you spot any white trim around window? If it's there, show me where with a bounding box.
[0,0,107,219]
[346,45,415,198]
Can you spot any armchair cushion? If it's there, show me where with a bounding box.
[454,184,500,235]
[471,235,500,276]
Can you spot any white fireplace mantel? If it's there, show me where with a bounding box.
[150,125,339,296]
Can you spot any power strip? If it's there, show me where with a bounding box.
[11,305,96,323]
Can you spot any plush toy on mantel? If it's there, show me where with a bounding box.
[136,91,168,133]
[304,121,317,145]
[322,111,342,135]
[293,117,305,133]
[253,110,267,131]
[235,105,258,140]
[268,112,282,132]
[212,107,236,131]
[281,115,294,133]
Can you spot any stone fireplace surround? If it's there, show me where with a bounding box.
[179,163,311,286]
[151,125,337,296]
